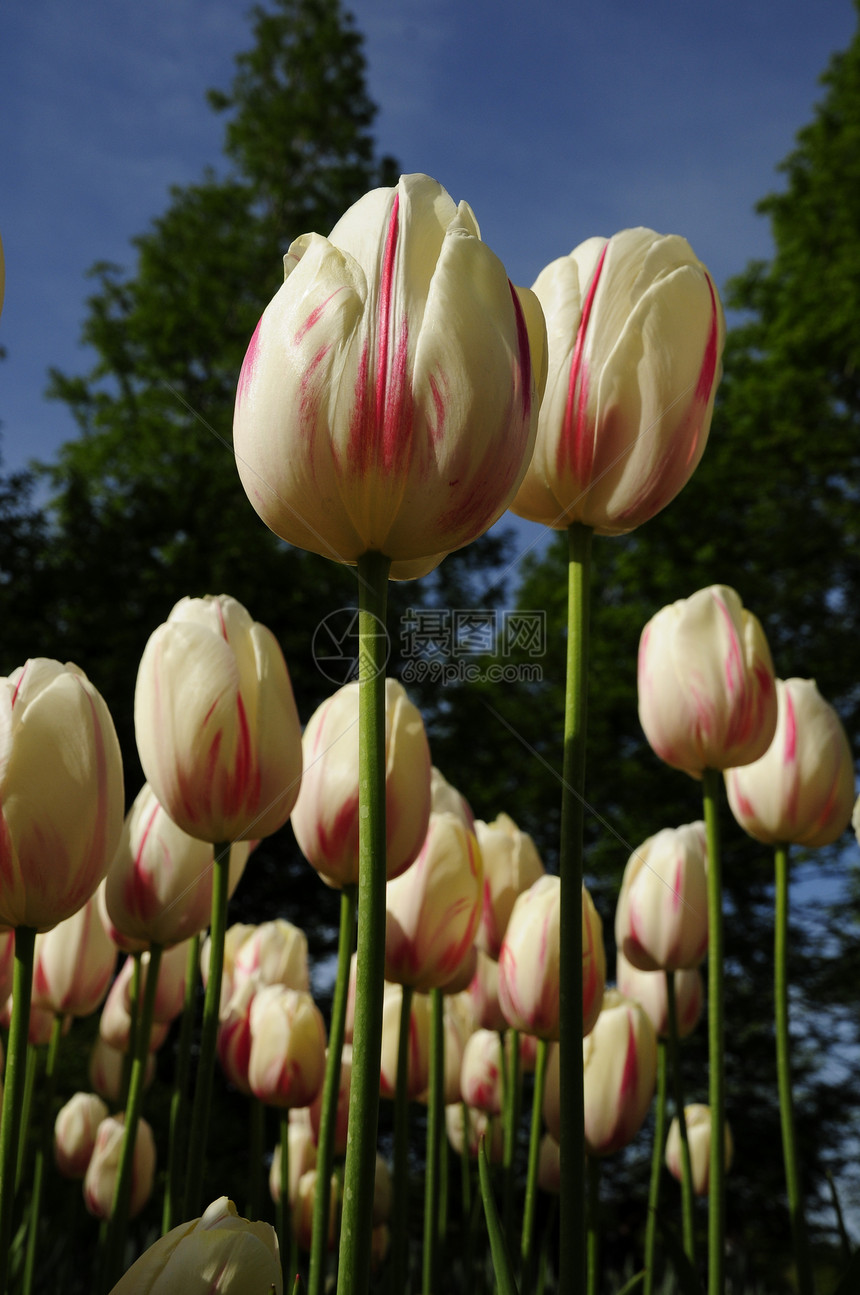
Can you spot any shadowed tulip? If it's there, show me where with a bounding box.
[32,895,117,1017]
[247,985,327,1109]
[379,982,431,1100]
[85,1113,156,1220]
[615,952,703,1039]
[474,812,545,959]
[581,990,658,1156]
[615,822,709,972]
[666,1103,733,1196]
[459,1028,505,1116]
[54,1092,109,1179]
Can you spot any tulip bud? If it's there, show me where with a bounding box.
[268,1117,318,1205]
[416,999,470,1106]
[465,948,508,1033]
[537,1133,561,1194]
[616,952,703,1039]
[615,822,709,973]
[581,990,658,1156]
[233,918,309,992]
[32,895,116,1018]
[292,1170,339,1253]
[122,942,190,1024]
[459,1028,505,1116]
[0,659,124,930]
[217,975,257,1096]
[665,1103,733,1196]
[445,1103,504,1162]
[84,1113,156,1220]
[429,767,475,829]
[292,678,431,888]
[512,227,724,536]
[0,931,14,1007]
[103,784,250,950]
[233,172,546,579]
[726,678,855,847]
[99,959,170,1054]
[89,1035,156,1103]
[134,594,303,843]
[379,983,431,1100]
[201,922,256,1016]
[384,811,482,992]
[248,985,327,1109]
[474,813,545,958]
[54,1092,109,1179]
[107,1196,283,1294]
[638,585,777,777]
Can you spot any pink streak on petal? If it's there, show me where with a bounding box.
[294,288,347,345]
[557,242,609,482]
[235,318,262,407]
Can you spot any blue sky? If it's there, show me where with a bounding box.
[1,0,858,478]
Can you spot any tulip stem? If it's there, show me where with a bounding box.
[163,931,200,1234]
[22,1013,63,1295]
[309,883,357,1295]
[276,1111,292,1285]
[665,969,695,1261]
[16,1044,38,1194]
[644,1038,668,1295]
[423,987,445,1295]
[502,1028,521,1237]
[559,521,593,1295]
[586,1153,600,1295]
[0,926,36,1293]
[337,549,390,1295]
[702,768,725,1295]
[774,844,815,1295]
[521,1036,549,1282]
[391,983,414,1293]
[182,844,231,1220]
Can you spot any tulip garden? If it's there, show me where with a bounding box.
[0,174,858,1295]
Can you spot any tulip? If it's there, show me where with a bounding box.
[32,895,116,1018]
[54,1092,109,1179]
[292,678,431,888]
[417,1002,470,1106]
[84,1113,156,1220]
[201,922,256,1015]
[107,1196,283,1294]
[615,822,709,972]
[474,812,545,959]
[444,1103,504,1163]
[233,918,310,992]
[247,985,327,1109]
[437,942,477,995]
[134,594,302,844]
[120,942,191,1024]
[379,983,431,1100]
[103,784,251,949]
[537,1133,561,1194]
[89,1036,156,1103]
[459,1028,505,1116]
[665,1104,733,1196]
[292,1169,339,1253]
[581,990,658,1155]
[384,811,483,992]
[233,172,546,579]
[0,659,124,931]
[511,227,724,535]
[429,767,475,830]
[725,678,855,847]
[0,932,15,1006]
[216,975,258,1096]
[464,948,508,1033]
[615,952,703,1039]
[309,1044,352,1155]
[268,1117,318,1205]
[638,584,778,777]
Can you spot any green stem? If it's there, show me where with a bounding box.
[391,983,414,1294]
[120,955,142,1110]
[559,521,592,1295]
[502,1029,521,1237]
[16,1042,38,1193]
[105,941,164,1289]
[460,1102,473,1285]
[182,844,231,1220]
[276,1110,291,1286]
[0,926,36,1292]
[702,767,725,1295]
[644,1038,668,1295]
[337,550,390,1295]
[665,969,695,1261]
[423,987,444,1295]
[586,1153,600,1295]
[22,1013,63,1295]
[309,884,356,1295]
[247,1097,265,1222]
[521,1037,549,1281]
[774,843,815,1295]
[163,931,200,1234]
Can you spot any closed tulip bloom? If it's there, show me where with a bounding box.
[233,172,545,579]
[537,1133,561,1195]
[54,1092,109,1179]
[99,975,170,1053]
[665,1103,733,1197]
[474,813,545,959]
[416,997,471,1105]
[32,895,116,1017]
[582,990,658,1156]
[0,659,124,930]
[89,1035,156,1103]
[726,678,855,847]
[292,1170,339,1254]
[0,931,15,1005]
[247,985,327,1109]
[465,948,507,1033]
[108,1196,283,1294]
[85,1113,156,1220]
[268,1116,318,1205]
[292,678,431,888]
[615,822,709,972]
[202,922,256,1016]
[459,1028,505,1116]
[445,1103,504,1163]
[104,785,250,950]
[384,811,482,992]
[135,594,302,843]
[119,942,191,1024]
[437,942,477,995]
[216,975,257,1096]
[638,585,778,777]
[233,919,309,992]
[379,982,431,1100]
[582,884,607,1036]
[429,767,475,830]
[512,228,724,535]
[616,952,703,1039]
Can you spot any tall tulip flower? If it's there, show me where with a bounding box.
[638,584,777,778]
[511,228,723,535]
[32,895,116,1019]
[292,678,431,888]
[615,822,709,972]
[666,1104,733,1197]
[54,1092,109,1179]
[247,986,327,1110]
[84,1113,156,1220]
[233,172,545,578]
[134,595,302,845]
[474,813,545,959]
[581,990,658,1156]
[725,677,854,847]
